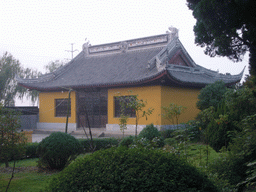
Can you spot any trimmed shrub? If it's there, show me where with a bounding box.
[25,142,39,158]
[37,132,83,170]
[46,147,218,192]
[138,124,160,140]
[118,135,135,147]
[79,137,118,153]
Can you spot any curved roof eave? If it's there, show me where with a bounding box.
[18,70,168,92]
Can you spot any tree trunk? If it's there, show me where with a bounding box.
[5,159,9,168]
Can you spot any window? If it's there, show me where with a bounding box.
[114,96,136,117]
[55,99,71,117]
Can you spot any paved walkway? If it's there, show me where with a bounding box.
[32,128,135,143]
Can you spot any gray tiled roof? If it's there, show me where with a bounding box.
[17,34,244,91]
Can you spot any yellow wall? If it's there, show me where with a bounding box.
[39,91,76,123]
[108,86,162,126]
[108,85,200,126]
[161,86,200,125]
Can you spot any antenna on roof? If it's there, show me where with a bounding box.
[65,43,79,59]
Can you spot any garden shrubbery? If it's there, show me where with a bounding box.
[46,147,218,192]
[25,142,39,158]
[137,124,160,140]
[37,132,83,170]
[79,137,118,152]
[118,135,135,147]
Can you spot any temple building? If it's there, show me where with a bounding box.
[17,27,244,133]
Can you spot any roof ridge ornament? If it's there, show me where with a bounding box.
[120,41,128,53]
[83,38,91,56]
[166,26,179,42]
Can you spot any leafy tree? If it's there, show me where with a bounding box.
[44,60,65,73]
[187,0,256,77]
[17,67,42,105]
[0,52,22,106]
[0,104,26,167]
[0,52,42,106]
[197,80,227,110]
[161,103,186,127]
[125,92,154,137]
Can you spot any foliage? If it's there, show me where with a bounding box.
[118,135,135,147]
[116,91,154,137]
[132,136,165,149]
[208,114,256,191]
[161,103,186,126]
[37,132,83,170]
[44,60,65,73]
[187,0,256,77]
[224,86,256,124]
[196,86,256,151]
[79,137,118,153]
[46,147,218,192]
[0,105,26,167]
[25,142,39,158]
[185,120,203,142]
[205,103,233,151]
[196,80,227,110]
[0,52,22,106]
[0,52,43,106]
[17,67,42,105]
[135,124,164,148]
[116,95,129,137]
[160,129,175,139]
[0,158,56,192]
[138,124,160,140]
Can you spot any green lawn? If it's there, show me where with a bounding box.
[0,158,57,192]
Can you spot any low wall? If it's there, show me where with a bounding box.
[37,122,77,132]
[23,131,33,143]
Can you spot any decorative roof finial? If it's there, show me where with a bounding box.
[166,26,179,42]
[120,41,128,53]
[83,38,91,56]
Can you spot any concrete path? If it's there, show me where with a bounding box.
[32,128,135,143]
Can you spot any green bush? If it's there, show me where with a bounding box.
[37,132,83,170]
[25,142,39,158]
[164,137,176,146]
[138,124,160,140]
[160,129,175,139]
[46,147,218,192]
[79,137,118,152]
[137,124,164,148]
[118,135,135,147]
[207,114,256,191]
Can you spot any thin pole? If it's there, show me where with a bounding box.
[65,89,71,133]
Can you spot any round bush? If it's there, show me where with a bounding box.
[46,147,218,192]
[37,132,83,170]
[138,124,160,140]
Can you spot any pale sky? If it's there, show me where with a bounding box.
[0,0,249,105]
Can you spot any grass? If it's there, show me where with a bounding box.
[163,142,220,168]
[0,158,57,192]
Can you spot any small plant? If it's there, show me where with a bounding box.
[37,132,83,170]
[116,95,129,137]
[161,103,186,129]
[116,91,154,137]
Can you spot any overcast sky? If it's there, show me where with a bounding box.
[0,0,249,105]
